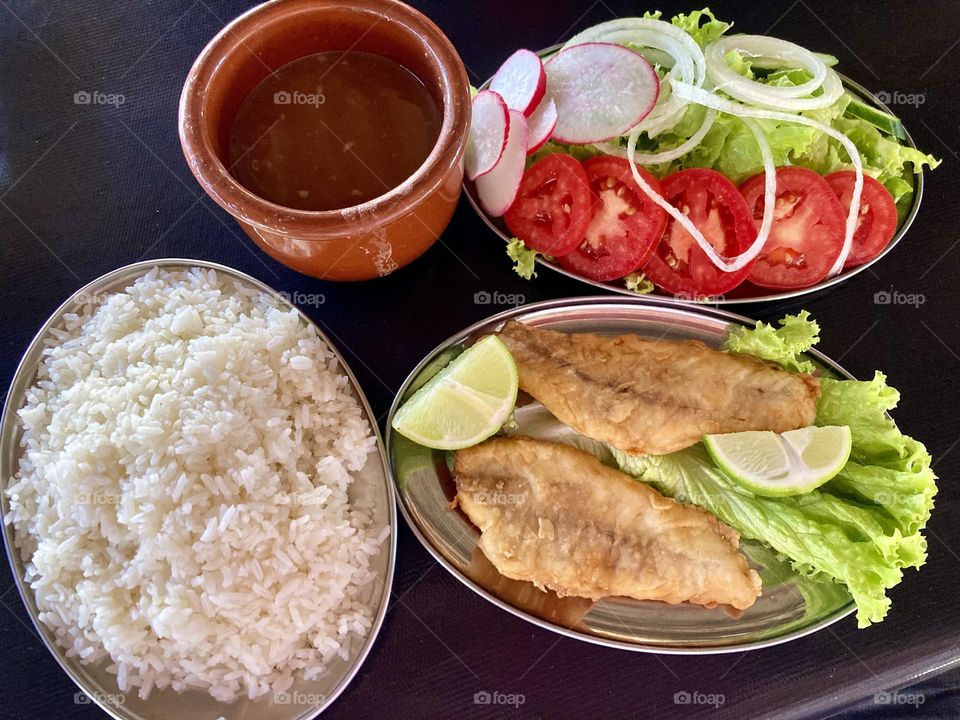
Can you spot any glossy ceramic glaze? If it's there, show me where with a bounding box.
[179,0,471,280]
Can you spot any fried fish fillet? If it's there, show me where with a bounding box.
[498,320,820,456]
[455,437,761,610]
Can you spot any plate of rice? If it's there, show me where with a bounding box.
[1,259,395,719]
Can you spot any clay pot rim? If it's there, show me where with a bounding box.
[178,0,471,238]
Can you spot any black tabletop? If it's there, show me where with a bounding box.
[1,1,958,718]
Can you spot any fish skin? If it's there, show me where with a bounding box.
[498,320,820,456]
[455,437,762,610]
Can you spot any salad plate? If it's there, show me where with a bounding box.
[386,297,860,653]
[464,42,927,305]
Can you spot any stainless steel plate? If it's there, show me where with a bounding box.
[0,259,397,719]
[386,297,855,653]
[464,47,924,305]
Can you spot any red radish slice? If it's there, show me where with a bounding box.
[526,97,558,154]
[476,109,529,217]
[546,42,659,144]
[490,49,546,116]
[465,90,509,181]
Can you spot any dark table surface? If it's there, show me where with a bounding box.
[1,1,958,718]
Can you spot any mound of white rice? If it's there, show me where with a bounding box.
[4,267,389,702]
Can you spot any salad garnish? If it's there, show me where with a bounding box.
[615,314,937,627]
[470,8,940,297]
[623,272,655,294]
[505,237,541,279]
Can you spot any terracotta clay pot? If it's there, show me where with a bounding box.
[179,0,471,281]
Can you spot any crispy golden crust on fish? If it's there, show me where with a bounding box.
[498,320,820,455]
[454,437,762,610]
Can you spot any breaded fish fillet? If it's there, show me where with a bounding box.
[455,437,761,610]
[499,320,820,456]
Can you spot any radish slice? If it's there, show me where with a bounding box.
[490,49,546,116]
[561,18,706,137]
[525,97,558,154]
[476,109,529,217]
[465,90,509,181]
[545,42,659,144]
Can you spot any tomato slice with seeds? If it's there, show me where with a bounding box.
[558,157,668,281]
[825,171,898,269]
[641,168,757,298]
[503,153,593,256]
[740,166,845,289]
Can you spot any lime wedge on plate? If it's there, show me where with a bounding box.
[704,426,852,497]
[391,335,518,450]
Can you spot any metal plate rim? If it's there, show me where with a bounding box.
[0,258,398,719]
[385,296,856,655]
[463,47,925,305]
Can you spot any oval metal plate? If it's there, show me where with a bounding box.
[463,47,924,305]
[0,259,397,719]
[386,297,855,654]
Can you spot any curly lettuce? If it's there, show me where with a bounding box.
[724,310,820,373]
[505,238,540,280]
[605,9,940,212]
[615,313,937,627]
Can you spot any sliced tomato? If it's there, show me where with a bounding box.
[825,171,898,268]
[558,157,668,281]
[641,168,757,298]
[503,153,593,256]
[740,166,846,289]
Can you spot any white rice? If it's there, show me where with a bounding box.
[4,267,388,703]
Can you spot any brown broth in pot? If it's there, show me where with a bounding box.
[229,51,442,211]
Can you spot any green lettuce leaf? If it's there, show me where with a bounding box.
[669,8,731,47]
[723,310,820,373]
[624,272,655,294]
[614,313,937,628]
[527,140,604,166]
[505,238,539,280]
[621,16,940,203]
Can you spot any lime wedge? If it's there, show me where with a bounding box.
[391,335,518,450]
[704,425,852,497]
